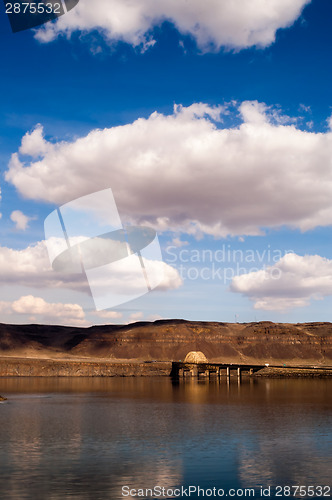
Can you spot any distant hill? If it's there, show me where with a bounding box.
[1,320,332,366]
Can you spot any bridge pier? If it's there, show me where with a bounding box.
[171,362,266,379]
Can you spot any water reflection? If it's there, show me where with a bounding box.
[0,377,331,499]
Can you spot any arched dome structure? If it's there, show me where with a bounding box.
[183,351,208,363]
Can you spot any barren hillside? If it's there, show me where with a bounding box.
[0,320,332,366]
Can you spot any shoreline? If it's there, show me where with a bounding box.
[0,356,172,377]
[1,356,332,378]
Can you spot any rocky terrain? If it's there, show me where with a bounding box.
[0,320,332,368]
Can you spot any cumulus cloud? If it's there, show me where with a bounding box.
[35,0,310,51]
[128,311,144,322]
[230,253,332,311]
[84,253,182,310]
[7,101,332,238]
[92,310,123,319]
[19,123,50,157]
[10,210,33,231]
[170,237,189,248]
[0,240,182,294]
[0,295,88,326]
[0,240,88,292]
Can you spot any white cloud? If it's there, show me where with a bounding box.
[147,314,163,322]
[35,0,310,51]
[10,210,33,231]
[0,240,182,293]
[299,104,311,114]
[0,295,88,326]
[146,259,182,291]
[92,310,123,319]
[128,311,144,321]
[230,253,332,311]
[84,254,182,310]
[327,115,332,131]
[170,237,189,248]
[7,101,332,238]
[19,123,50,157]
[0,240,88,291]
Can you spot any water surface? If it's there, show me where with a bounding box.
[0,377,331,499]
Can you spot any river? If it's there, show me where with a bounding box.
[0,377,331,499]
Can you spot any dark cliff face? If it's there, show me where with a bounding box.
[0,320,332,365]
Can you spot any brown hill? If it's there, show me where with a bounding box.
[0,320,332,366]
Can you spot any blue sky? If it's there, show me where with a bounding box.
[1,0,332,325]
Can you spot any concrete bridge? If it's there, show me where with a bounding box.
[171,361,265,379]
[170,351,266,379]
[171,351,332,379]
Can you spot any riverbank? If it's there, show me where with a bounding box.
[255,366,332,377]
[1,320,332,378]
[1,356,332,377]
[0,356,172,377]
